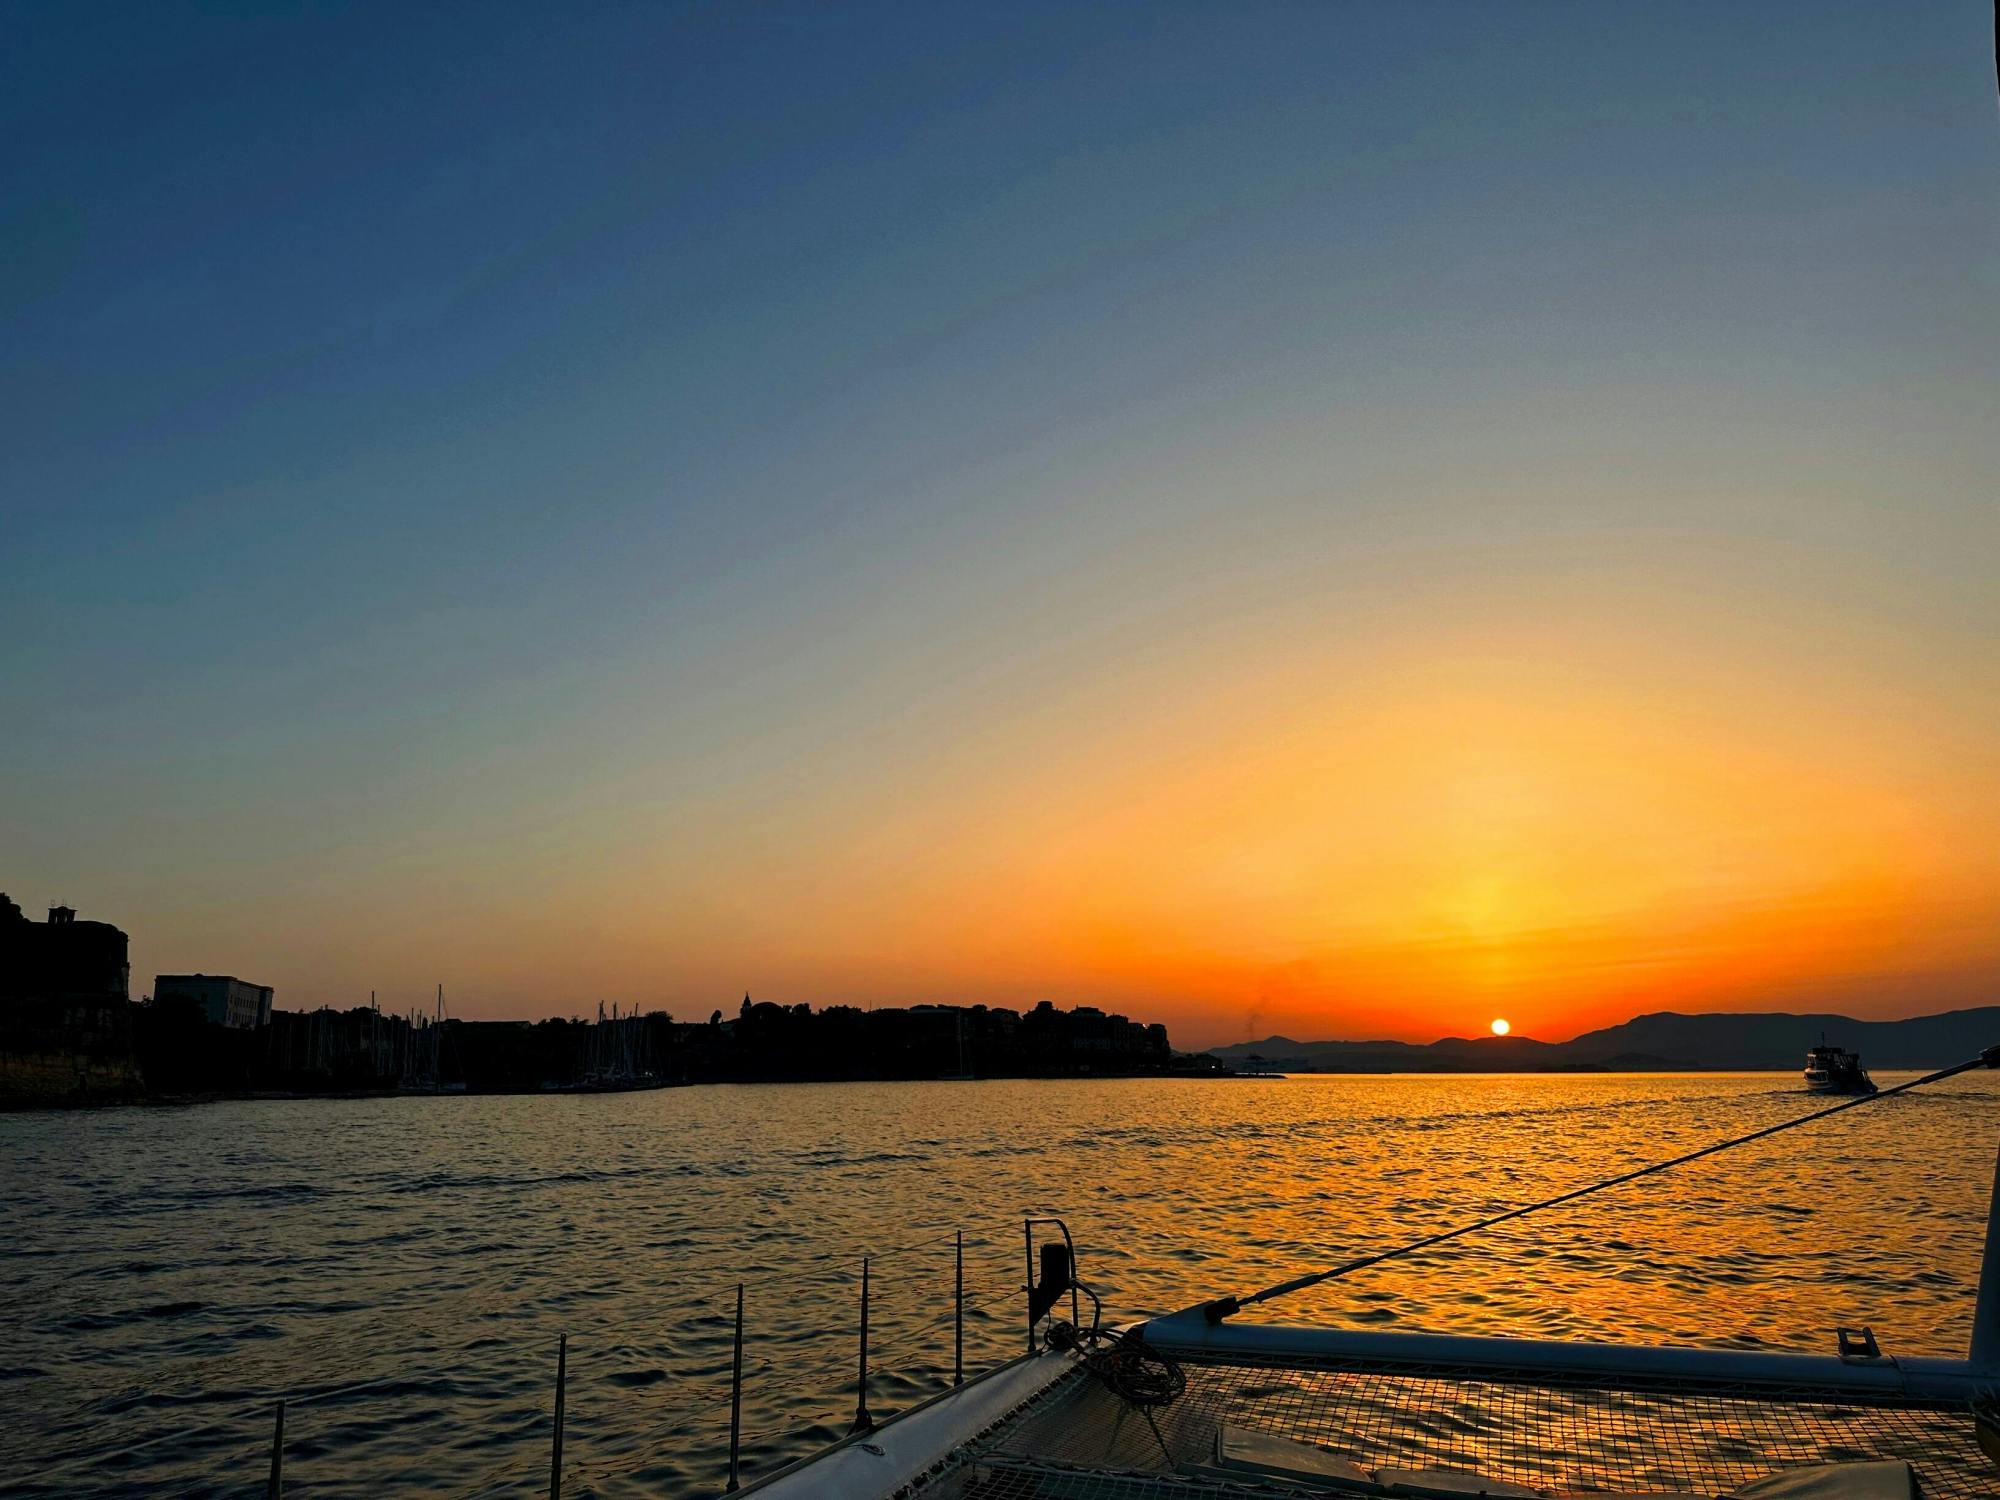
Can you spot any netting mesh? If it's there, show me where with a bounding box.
[924,1356,1998,1499]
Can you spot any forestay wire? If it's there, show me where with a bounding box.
[1200,1044,2000,1323]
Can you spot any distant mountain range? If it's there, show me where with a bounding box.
[1209,1006,2000,1073]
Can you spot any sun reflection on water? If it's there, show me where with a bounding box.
[1,1071,1992,1494]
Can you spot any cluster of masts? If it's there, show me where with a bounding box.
[315,985,666,1092]
[581,1000,656,1087]
[375,984,450,1091]
[271,983,452,1086]
[371,985,662,1089]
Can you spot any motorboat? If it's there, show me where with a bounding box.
[1805,1042,1877,1095]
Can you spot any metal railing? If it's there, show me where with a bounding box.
[30,1224,1039,1500]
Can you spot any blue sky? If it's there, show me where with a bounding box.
[3,3,1995,1042]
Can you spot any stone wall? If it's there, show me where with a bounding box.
[0,1043,144,1107]
[0,994,145,1108]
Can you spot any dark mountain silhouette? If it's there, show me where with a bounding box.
[1212,1006,2000,1073]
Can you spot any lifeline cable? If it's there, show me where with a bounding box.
[1202,1044,2000,1323]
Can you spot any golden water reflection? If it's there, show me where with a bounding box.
[2,1071,1992,1494]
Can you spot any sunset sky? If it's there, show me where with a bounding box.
[4,3,1996,1049]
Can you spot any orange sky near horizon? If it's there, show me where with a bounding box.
[61,503,1997,1054]
[237,587,1996,1053]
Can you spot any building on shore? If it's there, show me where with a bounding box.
[0,894,141,1105]
[153,974,274,1030]
[1,896,131,1007]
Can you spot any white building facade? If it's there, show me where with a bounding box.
[153,974,274,1029]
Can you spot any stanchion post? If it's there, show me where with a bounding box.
[1023,1220,1036,1353]
[954,1229,964,1387]
[265,1400,284,1500]
[549,1333,567,1500]
[727,1284,744,1492]
[850,1256,873,1434]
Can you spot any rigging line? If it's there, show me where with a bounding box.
[857,1232,962,1262]
[32,1371,413,1480]
[1201,1045,2000,1324]
[662,1227,969,1303]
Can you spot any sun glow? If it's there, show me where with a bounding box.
[1490,1018,1511,1036]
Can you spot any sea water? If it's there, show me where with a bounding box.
[2,1071,1992,1496]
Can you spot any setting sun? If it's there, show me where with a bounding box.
[1490,1018,1511,1037]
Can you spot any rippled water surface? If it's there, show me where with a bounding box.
[3,1072,1995,1496]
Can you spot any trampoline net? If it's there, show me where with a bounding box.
[929,1355,1997,1500]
